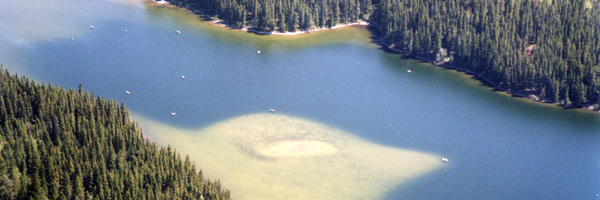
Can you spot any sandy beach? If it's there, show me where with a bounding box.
[224,21,370,36]
[152,0,169,4]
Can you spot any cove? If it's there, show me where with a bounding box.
[1,0,600,199]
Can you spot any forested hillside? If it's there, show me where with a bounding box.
[374,0,600,107]
[0,68,231,199]
[168,0,374,32]
[167,0,600,108]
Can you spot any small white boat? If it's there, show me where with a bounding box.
[407,70,412,73]
[90,26,95,29]
[71,38,74,40]
[176,30,181,34]
[125,91,130,95]
[124,30,128,33]
[181,75,185,79]
[171,112,176,116]
[257,50,261,54]
[441,158,448,162]
[269,109,275,113]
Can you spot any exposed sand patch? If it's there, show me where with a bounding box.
[212,20,369,36]
[134,113,444,200]
[256,140,338,157]
[150,0,169,4]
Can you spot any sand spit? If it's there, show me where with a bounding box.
[134,113,444,200]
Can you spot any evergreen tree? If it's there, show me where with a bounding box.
[0,68,232,200]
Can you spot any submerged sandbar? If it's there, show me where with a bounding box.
[256,140,338,157]
[135,113,444,200]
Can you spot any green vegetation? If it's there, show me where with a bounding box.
[374,0,600,107]
[0,68,231,200]
[168,0,600,108]
[168,0,373,32]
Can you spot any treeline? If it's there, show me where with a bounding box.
[374,0,600,107]
[167,0,600,108]
[168,0,374,32]
[0,68,231,199]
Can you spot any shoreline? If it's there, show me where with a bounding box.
[214,21,369,36]
[152,0,169,4]
[374,30,600,113]
[149,0,368,36]
[150,0,598,114]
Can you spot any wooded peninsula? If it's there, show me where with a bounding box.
[168,0,600,108]
[0,68,231,200]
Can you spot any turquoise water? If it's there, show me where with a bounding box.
[1,0,600,199]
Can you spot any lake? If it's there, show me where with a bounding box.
[1,0,600,199]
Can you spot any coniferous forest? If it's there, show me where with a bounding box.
[168,0,374,32]
[0,68,231,200]
[168,0,600,108]
[374,0,600,107]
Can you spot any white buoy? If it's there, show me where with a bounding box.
[181,75,185,79]
[442,158,448,162]
[257,50,261,54]
[269,109,275,113]
[176,30,181,34]
[90,26,95,29]
[125,90,130,95]
[171,112,176,116]
[124,29,128,33]
[407,70,412,73]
